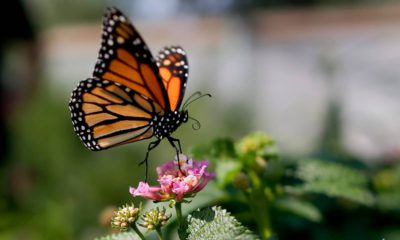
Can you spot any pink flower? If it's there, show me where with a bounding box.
[130,156,215,202]
[129,182,167,201]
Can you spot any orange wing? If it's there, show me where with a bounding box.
[156,46,189,112]
[68,8,193,151]
[93,7,170,113]
[69,78,160,150]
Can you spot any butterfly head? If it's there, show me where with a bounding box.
[180,110,189,123]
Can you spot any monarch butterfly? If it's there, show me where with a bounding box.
[68,7,209,179]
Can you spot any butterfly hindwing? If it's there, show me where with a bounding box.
[69,77,157,150]
[93,7,170,113]
[157,46,189,112]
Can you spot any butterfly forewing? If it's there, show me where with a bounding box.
[93,7,170,112]
[157,46,189,112]
[69,78,156,150]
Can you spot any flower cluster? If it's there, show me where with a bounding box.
[130,156,215,202]
[139,207,171,231]
[111,203,141,231]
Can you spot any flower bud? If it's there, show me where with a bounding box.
[237,132,273,155]
[111,203,141,231]
[254,156,268,173]
[139,207,171,231]
[233,172,250,191]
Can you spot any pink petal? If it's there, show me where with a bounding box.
[192,173,215,192]
[129,182,163,200]
[157,161,175,176]
[177,157,193,170]
[172,181,190,195]
[159,175,175,194]
[184,174,199,187]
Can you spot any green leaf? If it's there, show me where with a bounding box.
[189,138,236,159]
[179,206,260,240]
[215,160,242,187]
[373,164,400,211]
[275,198,322,222]
[289,159,375,206]
[296,159,366,185]
[376,191,400,211]
[95,232,142,240]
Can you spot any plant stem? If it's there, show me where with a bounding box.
[156,227,164,240]
[248,170,272,239]
[175,202,183,227]
[130,224,146,240]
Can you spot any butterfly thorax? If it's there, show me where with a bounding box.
[152,110,188,139]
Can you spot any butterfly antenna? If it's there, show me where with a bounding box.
[182,91,202,109]
[189,116,201,130]
[183,92,212,110]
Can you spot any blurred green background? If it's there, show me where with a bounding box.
[1,0,400,239]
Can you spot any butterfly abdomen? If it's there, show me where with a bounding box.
[152,111,188,139]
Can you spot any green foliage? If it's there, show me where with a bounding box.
[215,160,242,188]
[178,206,260,240]
[190,138,242,188]
[190,133,278,239]
[287,159,375,206]
[275,197,322,223]
[92,131,399,240]
[188,133,400,239]
[373,164,400,211]
[190,138,236,160]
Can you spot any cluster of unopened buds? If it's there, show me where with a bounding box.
[111,203,140,231]
[139,207,171,231]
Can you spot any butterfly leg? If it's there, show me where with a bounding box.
[167,137,185,174]
[140,139,161,182]
[170,137,189,163]
[168,137,182,153]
